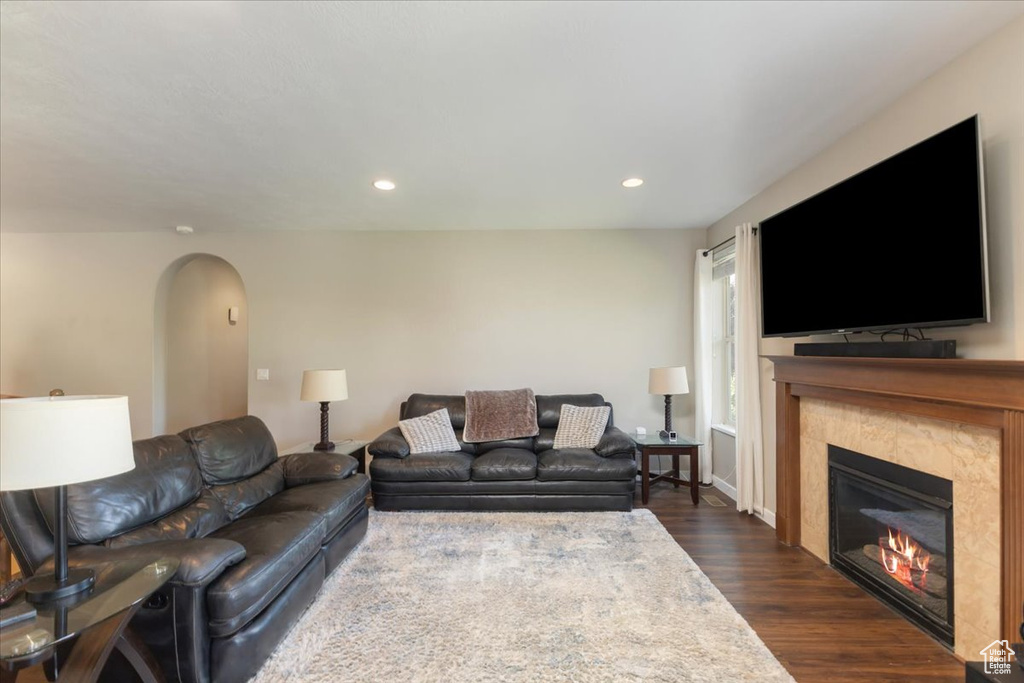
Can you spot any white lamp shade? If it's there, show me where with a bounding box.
[300,369,349,402]
[649,366,689,396]
[0,395,135,491]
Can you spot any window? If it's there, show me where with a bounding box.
[712,243,737,430]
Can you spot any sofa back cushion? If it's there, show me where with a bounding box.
[0,490,54,573]
[533,428,556,453]
[207,460,285,520]
[536,394,610,428]
[476,437,535,454]
[105,490,230,549]
[180,416,279,486]
[401,394,467,429]
[180,416,284,520]
[35,434,203,545]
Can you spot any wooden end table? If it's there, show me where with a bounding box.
[633,433,703,505]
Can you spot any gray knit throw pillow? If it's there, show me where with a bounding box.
[399,408,462,454]
[552,404,610,449]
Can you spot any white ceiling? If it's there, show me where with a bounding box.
[1,1,1021,233]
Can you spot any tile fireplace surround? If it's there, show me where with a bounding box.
[769,356,1023,659]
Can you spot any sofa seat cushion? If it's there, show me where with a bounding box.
[241,475,369,539]
[536,449,636,481]
[205,510,325,637]
[471,449,537,481]
[369,453,474,482]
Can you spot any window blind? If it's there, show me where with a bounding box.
[712,242,735,280]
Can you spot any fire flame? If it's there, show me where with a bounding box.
[880,527,931,592]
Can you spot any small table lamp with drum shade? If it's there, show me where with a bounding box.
[300,369,348,451]
[0,395,135,603]
[648,366,689,438]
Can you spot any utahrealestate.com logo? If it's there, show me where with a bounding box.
[979,640,1016,675]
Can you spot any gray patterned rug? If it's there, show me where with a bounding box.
[251,509,794,682]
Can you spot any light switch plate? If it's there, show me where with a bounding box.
[256,369,270,381]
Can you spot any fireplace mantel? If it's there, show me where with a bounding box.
[768,355,1024,645]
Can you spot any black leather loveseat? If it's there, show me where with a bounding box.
[369,393,636,511]
[0,416,370,683]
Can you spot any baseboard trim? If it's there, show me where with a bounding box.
[756,509,777,529]
[712,476,737,501]
[712,477,776,528]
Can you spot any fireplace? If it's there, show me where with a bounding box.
[828,445,954,647]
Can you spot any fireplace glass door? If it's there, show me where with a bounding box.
[828,446,954,647]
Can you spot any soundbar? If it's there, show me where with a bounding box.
[793,340,957,359]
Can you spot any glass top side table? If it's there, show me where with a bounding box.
[1,556,179,682]
[633,432,703,506]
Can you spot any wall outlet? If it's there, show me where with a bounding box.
[256,369,270,381]
[635,426,646,437]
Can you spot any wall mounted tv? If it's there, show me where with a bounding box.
[759,115,989,338]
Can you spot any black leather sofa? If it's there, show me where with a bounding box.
[369,393,637,511]
[0,416,370,683]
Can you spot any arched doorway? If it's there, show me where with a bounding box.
[153,254,248,435]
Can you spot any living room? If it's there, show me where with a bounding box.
[0,2,1022,682]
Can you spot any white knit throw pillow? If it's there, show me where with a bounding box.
[552,404,610,450]
[399,408,462,454]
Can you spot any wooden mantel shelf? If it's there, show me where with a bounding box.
[767,355,1024,644]
[766,355,1024,412]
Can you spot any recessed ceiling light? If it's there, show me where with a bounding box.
[175,225,194,235]
[373,179,396,191]
[621,178,644,188]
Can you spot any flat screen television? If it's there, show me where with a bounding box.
[759,115,989,338]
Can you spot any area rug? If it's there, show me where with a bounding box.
[251,509,795,682]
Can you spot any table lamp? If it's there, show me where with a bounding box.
[648,366,689,438]
[0,395,135,603]
[300,369,348,451]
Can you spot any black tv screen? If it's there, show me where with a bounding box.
[759,116,989,338]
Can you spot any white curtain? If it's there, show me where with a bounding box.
[692,249,714,484]
[735,223,765,515]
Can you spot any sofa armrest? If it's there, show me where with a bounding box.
[368,427,410,459]
[281,452,358,487]
[595,427,636,458]
[47,538,246,589]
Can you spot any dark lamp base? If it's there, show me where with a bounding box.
[313,441,335,452]
[24,568,95,604]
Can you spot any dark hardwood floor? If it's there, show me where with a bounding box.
[646,483,964,683]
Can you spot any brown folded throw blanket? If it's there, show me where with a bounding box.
[463,388,539,443]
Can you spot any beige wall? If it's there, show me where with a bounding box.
[705,17,1024,516]
[0,229,705,447]
[163,255,248,434]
